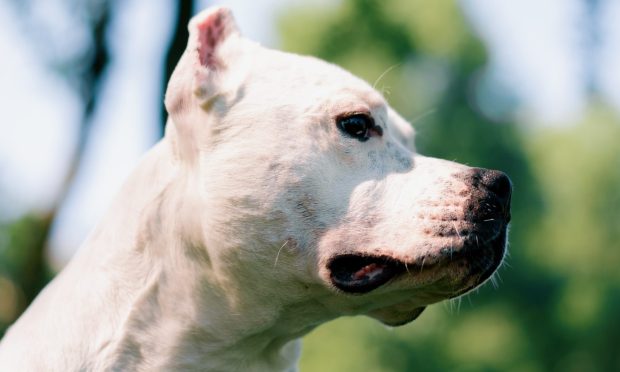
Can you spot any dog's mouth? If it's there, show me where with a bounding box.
[327,226,507,297]
[328,255,406,294]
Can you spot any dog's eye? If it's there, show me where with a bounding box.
[337,114,374,142]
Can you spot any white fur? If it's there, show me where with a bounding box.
[0,7,500,371]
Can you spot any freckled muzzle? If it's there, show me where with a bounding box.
[328,168,512,297]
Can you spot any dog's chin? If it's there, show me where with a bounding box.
[368,306,427,327]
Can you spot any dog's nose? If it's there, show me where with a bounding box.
[477,169,512,206]
[469,168,512,222]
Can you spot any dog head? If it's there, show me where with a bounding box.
[164,7,511,327]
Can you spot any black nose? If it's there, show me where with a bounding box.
[469,168,512,221]
[479,169,512,206]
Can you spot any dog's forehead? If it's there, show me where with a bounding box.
[245,46,387,111]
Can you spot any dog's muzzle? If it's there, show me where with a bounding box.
[328,168,512,296]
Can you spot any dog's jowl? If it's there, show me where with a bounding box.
[0,7,512,371]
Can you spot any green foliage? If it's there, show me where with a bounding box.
[0,214,54,338]
[279,0,620,371]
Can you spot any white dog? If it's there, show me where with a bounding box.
[0,7,512,371]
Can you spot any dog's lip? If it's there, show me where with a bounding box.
[327,224,508,296]
[328,254,406,294]
[448,227,508,298]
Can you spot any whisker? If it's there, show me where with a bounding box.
[408,108,437,126]
[373,63,401,89]
[490,275,498,289]
[273,240,289,268]
[494,271,504,283]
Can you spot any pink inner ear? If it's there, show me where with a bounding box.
[196,10,229,67]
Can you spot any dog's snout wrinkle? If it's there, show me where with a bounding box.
[391,167,513,300]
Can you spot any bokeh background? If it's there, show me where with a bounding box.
[1,0,619,371]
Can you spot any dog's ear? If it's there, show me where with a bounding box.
[165,7,240,114]
[190,7,239,69]
[164,7,241,162]
[186,7,240,105]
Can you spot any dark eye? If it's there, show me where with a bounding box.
[337,114,374,142]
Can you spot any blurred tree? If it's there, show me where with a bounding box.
[278,0,620,371]
[0,216,54,338]
[0,0,196,337]
[161,0,195,135]
[0,0,114,338]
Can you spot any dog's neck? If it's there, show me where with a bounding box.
[79,132,328,371]
[1,127,335,371]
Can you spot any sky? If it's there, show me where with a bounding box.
[0,0,619,267]
[464,0,620,124]
[463,0,586,124]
